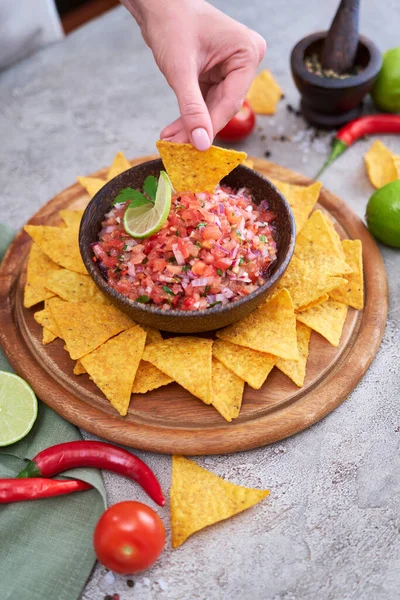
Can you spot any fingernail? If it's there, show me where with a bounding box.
[191,128,211,151]
[160,136,174,142]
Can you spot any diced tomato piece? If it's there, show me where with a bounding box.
[191,261,206,276]
[214,257,233,271]
[202,225,221,240]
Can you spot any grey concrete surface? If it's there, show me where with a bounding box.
[1,2,399,599]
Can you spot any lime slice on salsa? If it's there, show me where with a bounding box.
[123,171,172,238]
[0,371,38,446]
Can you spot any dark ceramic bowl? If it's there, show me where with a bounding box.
[79,159,295,333]
[291,32,382,128]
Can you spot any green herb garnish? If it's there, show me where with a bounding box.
[112,175,158,207]
[143,175,158,201]
[217,268,223,276]
[136,295,150,303]
[208,301,222,308]
[259,235,266,243]
[182,265,190,272]
[239,257,245,265]
[195,241,202,248]
[196,222,207,229]
[142,256,148,265]
[162,285,175,296]
[176,229,180,237]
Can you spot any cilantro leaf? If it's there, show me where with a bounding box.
[143,175,158,202]
[162,285,175,296]
[112,187,151,207]
[136,295,150,303]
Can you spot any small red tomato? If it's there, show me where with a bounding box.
[217,100,256,142]
[93,501,166,574]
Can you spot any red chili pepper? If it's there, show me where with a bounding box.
[0,478,92,503]
[315,115,400,178]
[17,441,165,507]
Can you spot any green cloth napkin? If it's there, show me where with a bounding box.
[0,224,106,600]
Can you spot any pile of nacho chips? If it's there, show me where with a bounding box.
[24,147,364,422]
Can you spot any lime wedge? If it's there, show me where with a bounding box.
[0,371,38,446]
[123,171,172,238]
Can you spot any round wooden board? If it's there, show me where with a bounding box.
[0,156,388,455]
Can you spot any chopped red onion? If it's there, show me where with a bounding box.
[172,243,185,265]
[192,277,210,287]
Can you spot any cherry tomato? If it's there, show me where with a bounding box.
[217,100,256,142]
[93,501,166,574]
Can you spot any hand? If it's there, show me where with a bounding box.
[122,0,266,150]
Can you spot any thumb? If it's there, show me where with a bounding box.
[169,67,213,151]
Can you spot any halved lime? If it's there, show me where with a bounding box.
[123,171,172,238]
[0,371,38,446]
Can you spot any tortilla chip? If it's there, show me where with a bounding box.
[34,306,63,340]
[243,158,254,169]
[142,337,213,404]
[77,176,105,198]
[296,299,348,346]
[322,213,345,259]
[107,152,131,181]
[46,269,109,304]
[156,141,246,193]
[73,361,86,375]
[171,456,269,548]
[81,325,146,416]
[217,289,298,360]
[295,293,329,312]
[277,256,347,311]
[24,243,60,308]
[211,358,245,422]
[275,322,311,387]
[269,179,322,233]
[364,140,400,188]
[59,210,84,230]
[330,240,364,310]
[42,328,57,345]
[132,327,173,394]
[48,298,133,360]
[246,70,283,115]
[24,225,87,274]
[213,339,275,389]
[294,210,352,276]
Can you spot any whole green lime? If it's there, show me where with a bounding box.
[366,180,400,247]
[371,47,400,113]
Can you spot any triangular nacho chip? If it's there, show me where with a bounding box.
[364,140,400,188]
[246,70,283,115]
[73,361,86,375]
[296,299,348,346]
[77,176,105,198]
[171,456,269,548]
[216,289,298,360]
[48,298,133,360]
[294,210,352,276]
[330,240,364,310]
[321,213,346,259]
[81,325,146,416]
[142,337,213,404]
[277,256,347,311]
[42,328,57,345]
[46,269,109,304]
[59,209,84,230]
[24,243,60,308]
[156,141,246,193]
[276,322,311,387]
[34,305,63,340]
[132,327,173,394]
[213,339,276,389]
[269,179,322,233]
[295,293,329,312]
[107,151,132,180]
[211,358,245,422]
[24,225,87,274]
